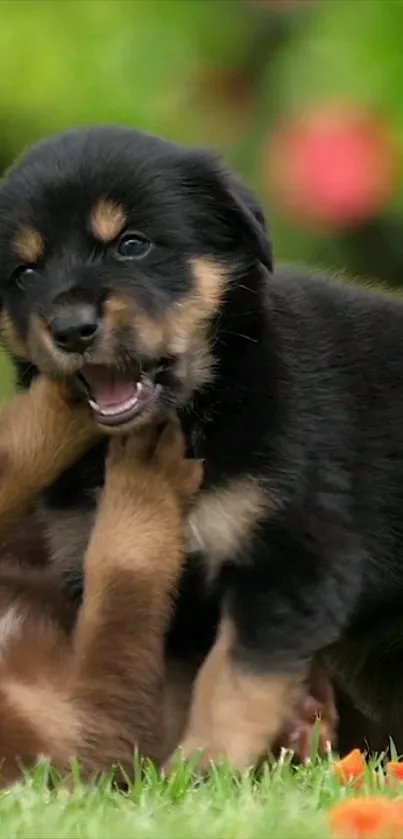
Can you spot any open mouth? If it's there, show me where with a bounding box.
[77,365,161,427]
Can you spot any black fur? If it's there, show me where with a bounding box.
[0,126,402,746]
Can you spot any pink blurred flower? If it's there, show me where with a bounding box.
[266,103,397,231]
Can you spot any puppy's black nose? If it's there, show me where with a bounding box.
[49,304,100,353]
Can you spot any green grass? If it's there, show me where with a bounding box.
[0,350,15,400]
[0,751,400,839]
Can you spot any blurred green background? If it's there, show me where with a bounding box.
[1,0,403,396]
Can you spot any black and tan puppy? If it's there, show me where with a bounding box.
[0,126,401,770]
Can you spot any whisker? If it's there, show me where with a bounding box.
[219,330,258,344]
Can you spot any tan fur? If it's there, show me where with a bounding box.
[0,309,29,360]
[0,377,100,542]
[26,313,84,376]
[166,258,227,356]
[4,680,81,758]
[13,226,44,263]
[89,200,127,244]
[132,313,166,360]
[0,605,25,651]
[100,258,227,388]
[103,294,165,360]
[187,477,269,574]
[161,258,228,393]
[0,413,202,786]
[169,617,303,772]
[103,259,226,356]
[103,295,132,317]
[86,258,226,368]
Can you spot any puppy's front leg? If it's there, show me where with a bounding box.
[0,377,99,539]
[172,522,359,772]
[69,423,202,773]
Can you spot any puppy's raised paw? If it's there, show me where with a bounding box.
[104,421,203,506]
[153,422,204,505]
[105,426,159,474]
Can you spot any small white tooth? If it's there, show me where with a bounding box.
[88,382,145,417]
[89,392,141,416]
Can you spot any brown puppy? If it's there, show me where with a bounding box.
[0,376,100,543]
[0,419,202,787]
[0,379,202,785]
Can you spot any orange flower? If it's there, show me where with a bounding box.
[333,749,366,786]
[387,762,403,785]
[329,798,403,839]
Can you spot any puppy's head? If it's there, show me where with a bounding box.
[0,126,272,432]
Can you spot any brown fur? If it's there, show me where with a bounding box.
[0,396,202,787]
[0,377,100,542]
[89,200,127,244]
[0,510,49,569]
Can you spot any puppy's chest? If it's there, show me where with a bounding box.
[185,422,271,571]
[186,475,269,573]
[42,424,270,589]
[43,475,267,585]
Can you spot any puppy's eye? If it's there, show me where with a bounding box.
[12,266,40,290]
[116,233,151,260]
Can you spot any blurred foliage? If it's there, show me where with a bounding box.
[0,0,403,393]
[0,0,255,158]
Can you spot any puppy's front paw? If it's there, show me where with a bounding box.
[105,426,159,477]
[105,421,203,504]
[275,663,338,762]
[152,422,203,505]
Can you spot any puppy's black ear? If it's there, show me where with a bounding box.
[180,150,273,272]
[226,172,273,272]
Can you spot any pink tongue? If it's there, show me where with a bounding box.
[93,379,138,409]
[84,369,138,409]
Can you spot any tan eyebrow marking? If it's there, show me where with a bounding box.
[13,226,44,263]
[89,200,127,244]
